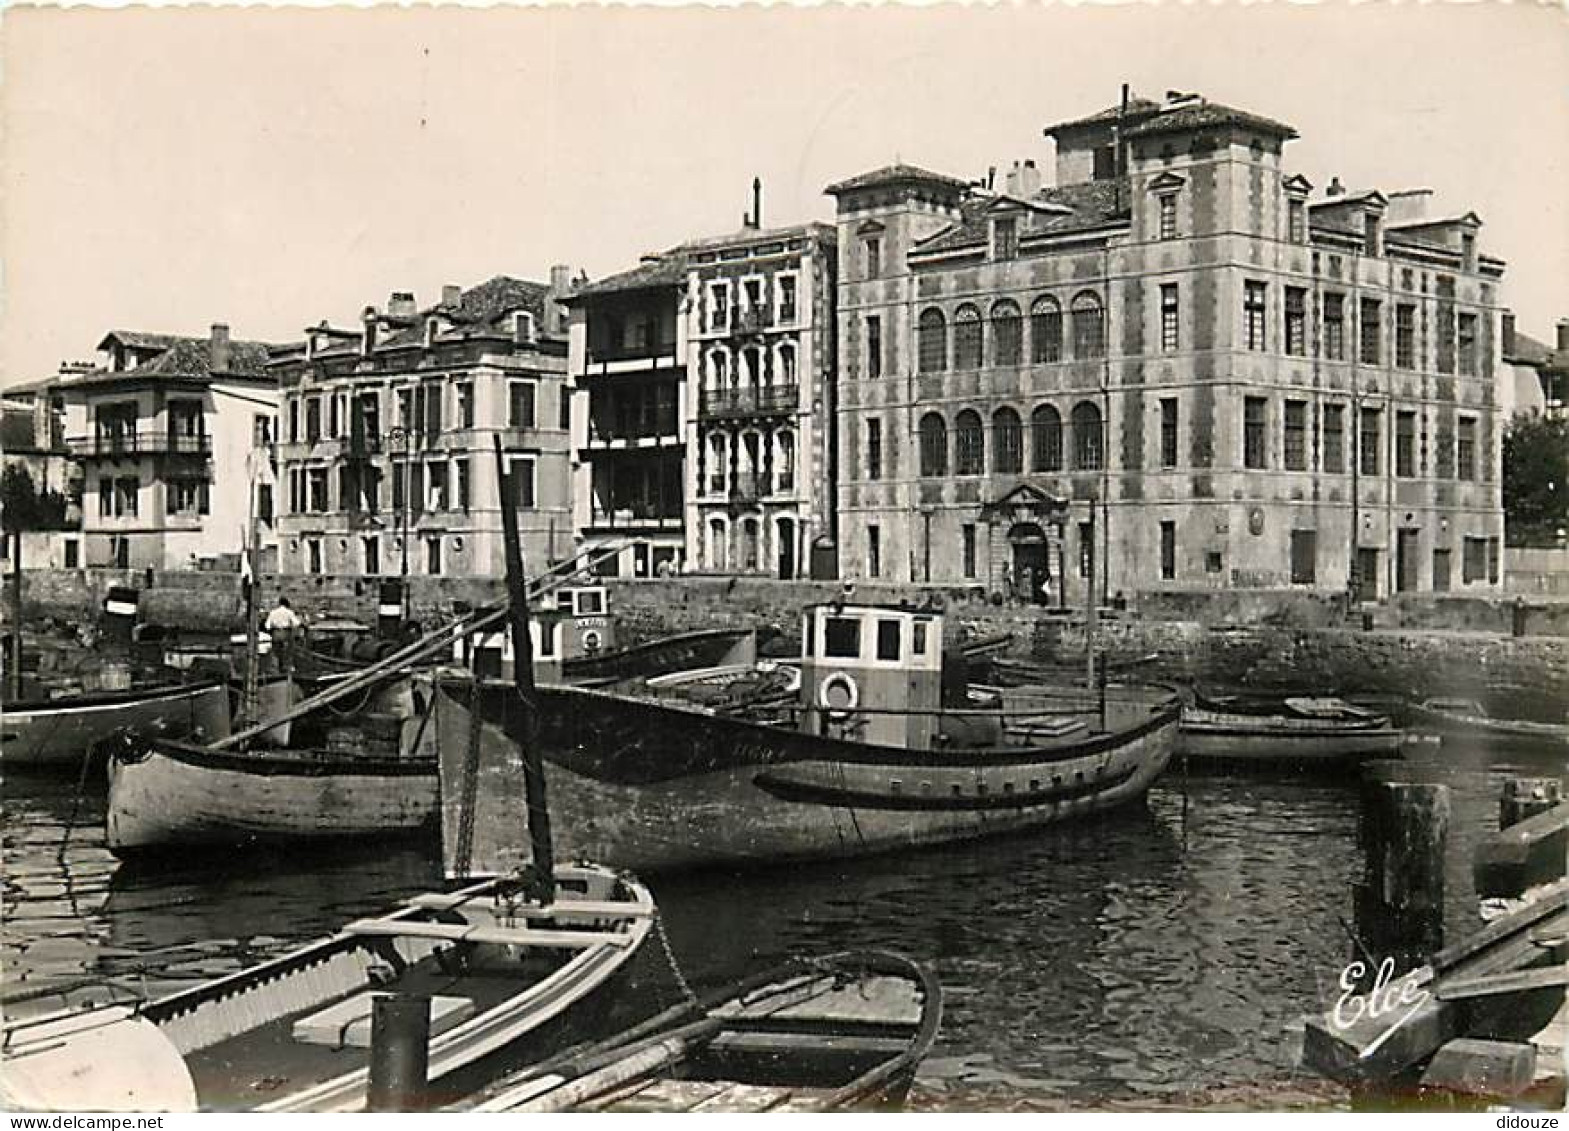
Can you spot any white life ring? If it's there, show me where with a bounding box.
[818,671,860,717]
[582,629,604,654]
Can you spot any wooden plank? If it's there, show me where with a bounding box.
[1444,909,1569,982]
[692,1083,796,1112]
[1301,996,1457,1084]
[342,918,630,949]
[1437,966,1569,1003]
[1431,879,1569,972]
[709,1030,911,1056]
[403,893,655,919]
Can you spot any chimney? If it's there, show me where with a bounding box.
[1326,176,1345,198]
[752,177,763,229]
[441,284,462,307]
[1501,312,1516,357]
[361,306,379,355]
[548,264,573,336]
[388,291,417,319]
[1020,159,1041,197]
[209,323,231,373]
[986,166,996,191]
[1385,188,1434,226]
[1004,160,1022,197]
[1557,319,1569,352]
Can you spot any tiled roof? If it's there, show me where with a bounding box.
[378,275,557,347]
[1042,96,1163,134]
[95,330,184,352]
[567,255,690,301]
[1506,331,1553,367]
[912,179,1129,256]
[675,221,835,255]
[1124,100,1297,140]
[824,163,969,196]
[127,337,274,378]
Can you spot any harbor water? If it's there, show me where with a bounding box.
[2,737,1564,1110]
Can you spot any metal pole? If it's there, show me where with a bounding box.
[1085,507,1097,701]
[923,510,932,582]
[10,531,23,701]
[367,994,431,1112]
[493,434,554,902]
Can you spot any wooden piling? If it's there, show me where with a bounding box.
[1501,777,1564,831]
[367,993,432,1112]
[1357,775,1451,968]
[1477,780,1569,900]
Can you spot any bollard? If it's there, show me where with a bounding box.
[1500,777,1563,830]
[1356,778,1450,970]
[367,993,431,1112]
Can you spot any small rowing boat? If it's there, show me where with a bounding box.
[0,865,656,1112]
[1,679,231,771]
[1406,697,1569,747]
[1179,691,1402,767]
[465,949,942,1113]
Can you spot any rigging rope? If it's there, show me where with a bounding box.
[453,674,484,879]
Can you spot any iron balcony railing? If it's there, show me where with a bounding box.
[68,431,212,457]
[699,384,798,419]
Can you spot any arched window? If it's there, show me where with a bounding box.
[743,347,764,392]
[776,429,796,492]
[991,300,1022,366]
[708,517,728,571]
[918,309,947,374]
[954,304,984,370]
[918,412,948,477]
[707,432,728,495]
[1030,296,1063,363]
[993,407,1023,473]
[777,342,797,387]
[1031,404,1063,472]
[1072,401,1103,470]
[954,409,985,475]
[709,348,729,392]
[1071,292,1105,360]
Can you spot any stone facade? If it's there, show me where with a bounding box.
[271,274,575,580]
[829,92,1508,603]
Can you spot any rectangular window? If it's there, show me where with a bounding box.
[423,382,443,436]
[876,620,901,662]
[425,536,442,577]
[778,275,798,323]
[1160,284,1179,353]
[1288,198,1306,244]
[1395,303,1416,370]
[559,389,572,432]
[864,238,882,280]
[1159,521,1176,581]
[824,616,860,658]
[1290,530,1318,585]
[1360,298,1382,365]
[1078,521,1094,580]
[867,525,881,578]
[1359,407,1382,476]
[1285,287,1307,357]
[288,399,300,443]
[1488,537,1500,584]
[98,478,112,517]
[1160,398,1179,468]
[509,383,536,428]
[362,536,379,575]
[257,483,274,524]
[1458,313,1478,376]
[709,284,729,331]
[866,419,882,481]
[305,397,322,443]
[1363,215,1380,257]
[1284,399,1307,471]
[306,538,322,574]
[1457,416,1477,481]
[1432,548,1451,592]
[307,467,329,512]
[254,414,272,447]
[962,523,977,580]
[456,382,474,429]
[1395,410,1417,478]
[1325,293,1346,361]
[1244,281,1267,351]
[866,316,882,379]
[1463,536,1487,583]
[1158,194,1177,240]
[426,461,448,511]
[1324,404,1346,473]
[1244,396,1268,470]
[509,457,537,508]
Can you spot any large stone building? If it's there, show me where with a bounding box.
[1501,315,1568,419]
[830,90,1508,602]
[271,273,575,580]
[59,326,278,571]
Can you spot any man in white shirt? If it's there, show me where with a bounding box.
[264,598,303,673]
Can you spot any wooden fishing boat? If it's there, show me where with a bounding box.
[1179,692,1403,766]
[435,601,1180,876]
[1406,697,1569,747]
[0,865,656,1112]
[560,628,758,685]
[465,949,942,1113]
[0,679,231,771]
[104,673,437,855]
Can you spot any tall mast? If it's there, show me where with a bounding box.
[492,435,554,902]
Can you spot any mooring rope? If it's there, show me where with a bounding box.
[651,911,697,1005]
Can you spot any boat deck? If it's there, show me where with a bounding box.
[593,1076,836,1112]
[183,954,552,1110]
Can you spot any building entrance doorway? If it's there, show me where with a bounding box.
[777,518,796,580]
[1009,522,1050,604]
[1396,529,1420,593]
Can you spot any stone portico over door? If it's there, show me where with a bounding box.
[979,483,1070,605]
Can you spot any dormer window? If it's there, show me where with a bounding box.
[1363,214,1380,257]
[513,311,536,346]
[1461,232,1477,273]
[424,317,439,347]
[992,216,1018,261]
[1158,195,1177,240]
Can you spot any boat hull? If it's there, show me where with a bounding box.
[1,682,231,771]
[1406,703,1569,747]
[106,741,438,854]
[437,680,1178,875]
[1178,710,1404,766]
[560,629,756,685]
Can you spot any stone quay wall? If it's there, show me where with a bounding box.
[8,569,1566,700]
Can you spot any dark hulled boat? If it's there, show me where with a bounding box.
[436,601,1181,875]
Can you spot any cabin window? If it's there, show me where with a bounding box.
[577,590,605,616]
[823,616,860,659]
[537,623,557,658]
[876,619,902,661]
[557,591,575,611]
[912,622,929,655]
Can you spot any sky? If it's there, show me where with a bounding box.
[4,2,1568,384]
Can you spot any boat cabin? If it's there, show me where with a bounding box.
[460,585,614,682]
[798,604,944,750]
